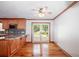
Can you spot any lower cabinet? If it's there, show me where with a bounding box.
[0,40,8,57]
[10,39,20,56]
[0,36,26,57]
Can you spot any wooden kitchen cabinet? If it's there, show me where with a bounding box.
[8,18,26,29]
[0,18,26,29]
[17,19,26,29]
[20,36,26,48]
[10,39,17,55]
[16,38,21,49]
[8,19,18,25]
[20,37,23,47]
[0,40,8,56]
[0,35,26,57]
[22,36,26,44]
[2,20,9,29]
[0,19,3,23]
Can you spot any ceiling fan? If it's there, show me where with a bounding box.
[32,6,52,17]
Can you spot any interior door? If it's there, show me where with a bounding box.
[32,22,49,43]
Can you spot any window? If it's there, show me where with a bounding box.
[0,22,4,31]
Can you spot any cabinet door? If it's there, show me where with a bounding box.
[8,19,18,24]
[9,39,21,56]
[16,39,20,49]
[0,40,8,57]
[17,19,26,29]
[10,40,17,54]
[2,20,9,29]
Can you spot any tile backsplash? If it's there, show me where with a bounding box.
[5,29,26,35]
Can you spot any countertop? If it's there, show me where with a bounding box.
[0,34,26,40]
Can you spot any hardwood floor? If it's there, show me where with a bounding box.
[12,42,68,57]
[12,43,33,57]
[49,43,67,57]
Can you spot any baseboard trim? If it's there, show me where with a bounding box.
[52,41,72,57]
[50,41,55,43]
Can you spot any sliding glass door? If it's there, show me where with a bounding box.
[32,23,50,43]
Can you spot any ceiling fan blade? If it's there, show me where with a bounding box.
[48,12,52,14]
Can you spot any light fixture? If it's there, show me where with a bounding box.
[37,7,46,17]
[32,6,52,17]
[38,13,45,17]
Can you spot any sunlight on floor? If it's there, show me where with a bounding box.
[33,44,41,57]
[33,43,48,57]
[42,44,48,57]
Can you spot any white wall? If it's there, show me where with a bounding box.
[26,20,54,42]
[54,2,79,56]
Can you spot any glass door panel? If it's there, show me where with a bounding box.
[41,24,49,42]
[32,24,40,43]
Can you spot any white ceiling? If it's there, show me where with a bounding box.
[0,1,72,19]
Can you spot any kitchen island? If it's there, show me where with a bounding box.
[0,35,26,57]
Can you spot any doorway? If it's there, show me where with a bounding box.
[32,22,50,43]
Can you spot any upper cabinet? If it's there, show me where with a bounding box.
[17,19,26,29]
[0,18,26,30]
[2,19,9,29]
[8,19,18,24]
